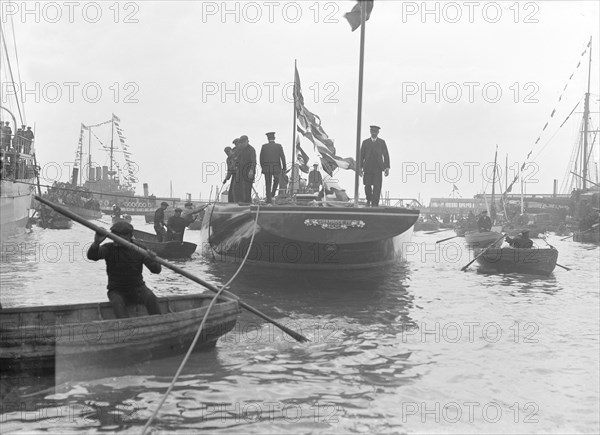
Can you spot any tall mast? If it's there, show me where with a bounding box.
[291,60,298,194]
[491,145,498,222]
[582,36,592,189]
[110,116,114,180]
[353,3,367,205]
[88,125,92,186]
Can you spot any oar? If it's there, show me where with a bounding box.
[426,229,447,235]
[34,195,309,343]
[539,236,571,271]
[461,234,506,272]
[436,235,458,244]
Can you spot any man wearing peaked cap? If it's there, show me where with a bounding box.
[154,201,169,242]
[260,131,286,203]
[360,125,390,207]
[166,207,187,242]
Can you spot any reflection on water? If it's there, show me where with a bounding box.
[1,224,599,433]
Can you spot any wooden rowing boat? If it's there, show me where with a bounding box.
[473,246,558,276]
[0,294,240,372]
[465,230,503,248]
[132,229,197,259]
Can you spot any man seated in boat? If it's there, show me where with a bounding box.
[87,221,162,319]
[112,204,122,219]
[505,230,533,249]
[166,208,187,242]
[477,210,492,232]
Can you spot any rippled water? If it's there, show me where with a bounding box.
[1,216,599,433]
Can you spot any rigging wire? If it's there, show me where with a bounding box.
[0,22,24,126]
[9,14,26,124]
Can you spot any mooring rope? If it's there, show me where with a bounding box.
[140,198,261,435]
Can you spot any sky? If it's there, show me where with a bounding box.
[1,0,599,204]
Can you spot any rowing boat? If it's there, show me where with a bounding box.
[0,294,240,372]
[132,229,197,258]
[473,246,558,276]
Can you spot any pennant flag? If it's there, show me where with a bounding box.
[294,65,355,174]
[112,113,121,123]
[296,138,310,173]
[344,0,374,32]
[320,154,337,177]
[452,184,459,191]
[527,151,532,159]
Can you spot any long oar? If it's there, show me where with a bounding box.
[539,236,571,271]
[436,235,458,244]
[34,195,309,343]
[461,234,506,272]
[426,229,447,235]
[561,224,599,241]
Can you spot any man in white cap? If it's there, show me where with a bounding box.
[360,125,389,207]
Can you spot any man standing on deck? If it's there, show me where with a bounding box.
[223,140,238,203]
[360,125,390,207]
[260,132,286,204]
[307,164,323,193]
[154,201,169,242]
[234,135,256,203]
[87,221,162,319]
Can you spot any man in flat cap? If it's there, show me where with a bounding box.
[505,230,533,249]
[477,210,492,232]
[360,125,390,207]
[166,207,187,242]
[260,132,286,204]
[234,135,256,203]
[87,221,162,319]
[154,201,169,241]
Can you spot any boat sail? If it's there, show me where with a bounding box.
[200,3,419,269]
[0,20,37,240]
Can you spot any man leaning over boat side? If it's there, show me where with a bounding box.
[223,139,238,203]
[154,201,169,242]
[505,230,533,249]
[260,131,286,204]
[234,135,256,203]
[87,221,162,319]
[360,125,390,207]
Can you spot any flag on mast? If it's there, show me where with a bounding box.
[344,0,374,32]
[294,65,356,174]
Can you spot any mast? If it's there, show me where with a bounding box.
[353,3,367,205]
[88,125,92,186]
[110,116,115,180]
[582,36,592,189]
[491,145,498,222]
[291,59,298,194]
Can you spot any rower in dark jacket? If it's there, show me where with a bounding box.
[260,132,286,203]
[87,221,162,319]
[506,230,533,249]
[360,125,390,207]
[166,208,187,242]
[477,210,492,232]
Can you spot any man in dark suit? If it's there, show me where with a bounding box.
[223,139,238,203]
[234,135,256,203]
[360,125,390,207]
[259,132,286,204]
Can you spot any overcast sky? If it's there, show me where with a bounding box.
[1,0,599,203]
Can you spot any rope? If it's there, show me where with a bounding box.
[141,199,261,435]
[0,23,24,125]
[9,15,25,124]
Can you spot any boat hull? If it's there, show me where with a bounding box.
[1,179,35,240]
[573,229,600,244]
[465,230,504,248]
[64,204,102,220]
[201,204,419,269]
[0,294,240,372]
[132,229,197,258]
[474,247,558,276]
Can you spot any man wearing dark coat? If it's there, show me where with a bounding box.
[477,210,492,232]
[223,139,238,203]
[166,208,187,242]
[360,125,390,207]
[506,230,533,249]
[260,132,286,203]
[234,135,256,203]
[154,202,169,242]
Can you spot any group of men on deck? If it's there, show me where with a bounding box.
[221,125,391,206]
[0,122,35,154]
